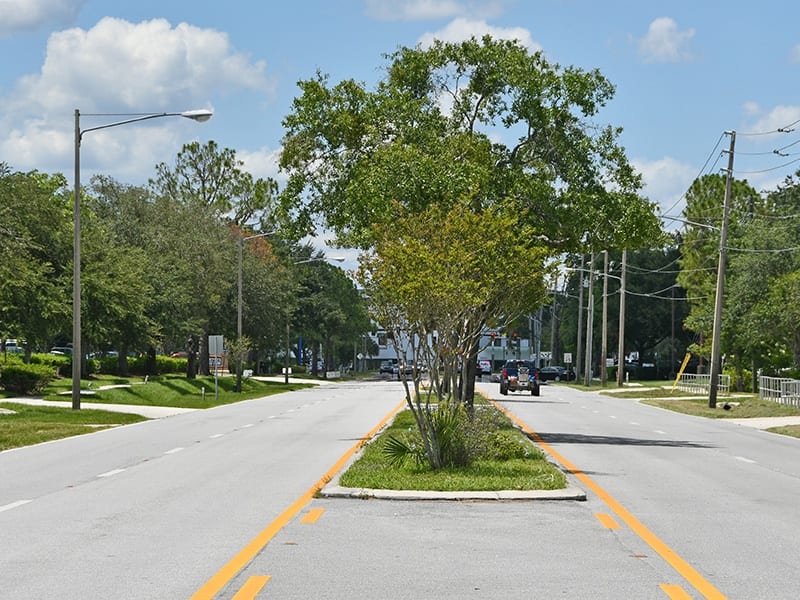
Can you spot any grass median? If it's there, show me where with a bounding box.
[339,405,567,492]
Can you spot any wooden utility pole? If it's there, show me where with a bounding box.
[709,131,736,408]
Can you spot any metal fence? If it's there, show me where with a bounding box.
[676,373,730,395]
[758,376,800,408]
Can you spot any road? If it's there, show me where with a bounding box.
[2,379,800,598]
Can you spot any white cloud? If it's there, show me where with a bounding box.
[638,17,695,63]
[238,147,283,183]
[0,17,272,179]
[0,0,84,36]
[365,0,505,21]
[633,156,697,220]
[418,17,541,51]
[745,104,800,135]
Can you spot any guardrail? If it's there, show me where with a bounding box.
[676,373,730,395]
[758,375,800,408]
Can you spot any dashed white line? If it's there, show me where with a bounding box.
[609,415,618,419]
[654,430,667,435]
[0,499,31,513]
[241,423,254,429]
[630,422,640,426]
[164,447,184,455]
[735,456,756,464]
[97,468,126,478]
[209,433,224,439]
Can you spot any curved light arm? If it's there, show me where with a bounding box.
[79,109,213,139]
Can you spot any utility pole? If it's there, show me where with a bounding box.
[709,131,736,408]
[601,250,609,385]
[616,249,627,387]
[584,252,595,386]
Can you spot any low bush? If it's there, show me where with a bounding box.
[0,363,57,395]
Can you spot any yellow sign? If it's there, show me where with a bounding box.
[671,353,692,393]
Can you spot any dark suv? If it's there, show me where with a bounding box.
[499,360,540,396]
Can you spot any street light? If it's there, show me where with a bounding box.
[235,230,277,392]
[72,109,212,409]
[284,256,346,384]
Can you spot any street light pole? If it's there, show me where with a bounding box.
[236,230,276,392]
[72,108,212,410]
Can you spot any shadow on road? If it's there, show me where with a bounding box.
[532,431,717,449]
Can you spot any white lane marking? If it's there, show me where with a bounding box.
[630,422,640,426]
[97,468,126,478]
[241,423,254,429]
[610,415,618,419]
[268,416,277,419]
[735,456,756,464]
[654,430,666,435]
[0,500,32,513]
[164,447,184,455]
[209,433,224,439]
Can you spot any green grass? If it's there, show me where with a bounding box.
[641,395,800,419]
[0,402,147,451]
[339,407,567,491]
[37,373,314,409]
[597,383,800,440]
[0,374,316,451]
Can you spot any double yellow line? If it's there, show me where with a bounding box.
[493,400,727,600]
[191,399,406,600]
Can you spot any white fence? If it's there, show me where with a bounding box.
[676,373,730,395]
[758,376,800,408]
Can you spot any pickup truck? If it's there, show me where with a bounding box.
[499,359,540,396]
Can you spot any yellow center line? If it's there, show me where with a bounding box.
[231,575,271,600]
[595,512,620,529]
[660,583,694,599]
[191,399,406,600]
[493,401,727,600]
[301,508,326,524]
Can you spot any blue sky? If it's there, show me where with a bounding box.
[2,0,800,263]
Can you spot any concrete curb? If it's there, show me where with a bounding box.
[319,485,587,501]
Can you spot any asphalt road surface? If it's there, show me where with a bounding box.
[3,379,800,599]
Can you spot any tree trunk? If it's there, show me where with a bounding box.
[118,340,129,377]
[200,332,210,376]
[187,335,197,379]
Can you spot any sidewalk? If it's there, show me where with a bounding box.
[1,397,195,419]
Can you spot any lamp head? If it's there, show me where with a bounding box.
[181,109,213,123]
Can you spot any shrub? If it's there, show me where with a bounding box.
[29,353,71,377]
[0,363,57,395]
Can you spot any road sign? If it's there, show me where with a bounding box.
[564,352,572,364]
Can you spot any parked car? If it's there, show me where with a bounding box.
[477,359,492,377]
[538,365,576,382]
[379,360,396,374]
[49,346,73,355]
[392,361,414,376]
[3,339,24,354]
[499,359,540,396]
